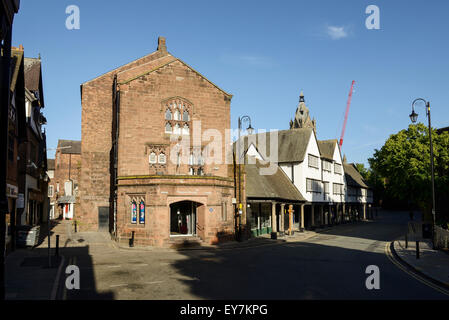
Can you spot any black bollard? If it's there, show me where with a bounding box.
[55,235,59,257]
[405,234,408,248]
[416,241,420,259]
[74,221,77,233]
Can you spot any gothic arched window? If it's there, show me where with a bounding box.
[165,122,172,133]
[182,123,190,135]
[149,152,157,164]
[174,109,181,121]
[139,200,145,224]
[165,109,172,120]
[158,153,166,164]
[183,110,190,121]
[131,201,137,224]
[174,123,181,135]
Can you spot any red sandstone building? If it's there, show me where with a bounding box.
[80,37,235,247]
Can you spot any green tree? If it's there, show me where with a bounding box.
[369,123,449,225]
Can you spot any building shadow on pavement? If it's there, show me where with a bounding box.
[168,223,448,300]
[6,245,115,300]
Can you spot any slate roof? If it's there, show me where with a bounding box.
[317,139,337,161]
[47,159,55,170]
[57,140,81,154]
[343,163,369,189]
[24,57,41,92]
[238,128,314,163]
[246,157,306,202]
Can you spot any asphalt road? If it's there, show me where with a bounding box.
[57,210,449,300]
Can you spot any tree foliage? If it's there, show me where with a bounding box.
[368,123,449,224]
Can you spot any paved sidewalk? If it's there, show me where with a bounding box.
[5,219,113,300]
[5,220,69,300]
[393,239,449,288]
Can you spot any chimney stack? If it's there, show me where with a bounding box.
[157,36,167,55]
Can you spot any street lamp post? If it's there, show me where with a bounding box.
[409,98,437,250]
[237,116,254,242]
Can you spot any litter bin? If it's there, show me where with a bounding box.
[16,225,40,247]
[422,223,432,239]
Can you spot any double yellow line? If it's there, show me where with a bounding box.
[384,242,449,297]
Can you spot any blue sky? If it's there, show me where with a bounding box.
[13,1,449,166]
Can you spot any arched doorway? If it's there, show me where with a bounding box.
[170,201,201,237]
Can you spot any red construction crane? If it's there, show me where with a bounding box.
[339,80,355,149]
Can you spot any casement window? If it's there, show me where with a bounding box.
[324,182,330,194]
[48,185,54,197]
[306,178,322,193]
[322,160,332,172]
[149,152,157,164]
[334,163,342,174]
[308,154,319,169]
[158,153,166,164]
[333,183,344,195]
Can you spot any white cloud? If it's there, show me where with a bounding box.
[326,26,348,40]
[219,53,275,68]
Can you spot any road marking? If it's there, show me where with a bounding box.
[51,255,65,300]
[106,265,121,268]
[62,256,72,300]
[385,242,449,296]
